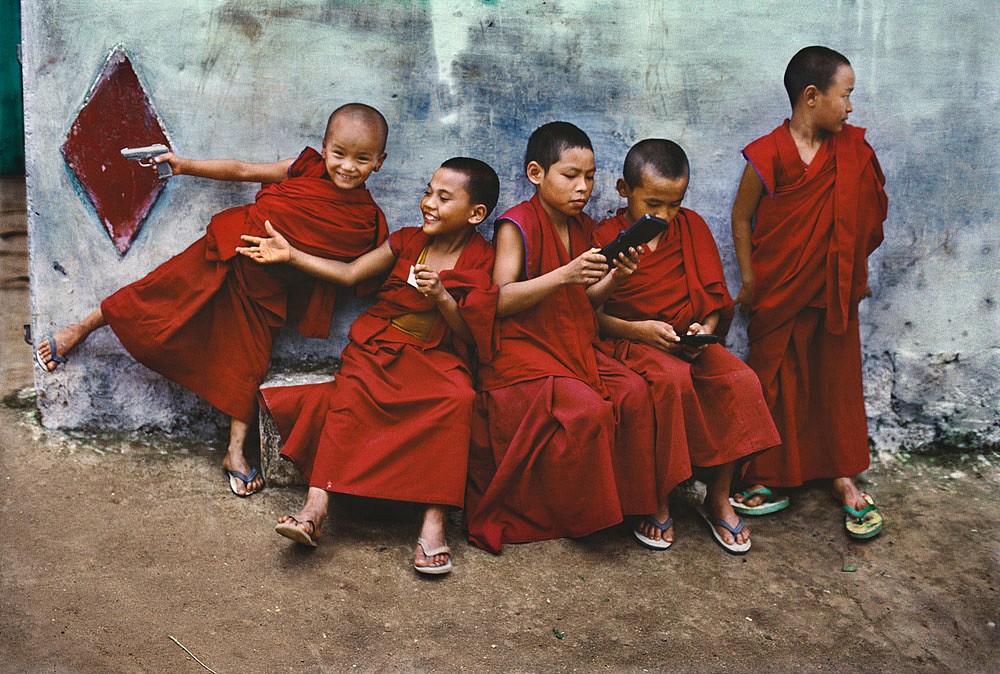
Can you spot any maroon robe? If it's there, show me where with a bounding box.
[465,195,656,554]
[261,227,497,507]
[740,121,887,486]
[594,209,780,501]
[101,148,387,422]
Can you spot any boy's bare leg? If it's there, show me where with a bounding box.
[414,505,451,570]
[222,417,264,496]
[832,476,869,511]
[276,487,329,540]
[35,308,107,371]
[637,502,675,545]
[705,461,751,546]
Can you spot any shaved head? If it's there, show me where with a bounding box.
[623,139,689,188]
[325,103,389,153]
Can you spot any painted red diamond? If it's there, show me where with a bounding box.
[62,47,171,255]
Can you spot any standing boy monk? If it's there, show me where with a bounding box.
[465,121,657,554]
[730,46,888,538]
[35,103,389,497]
[593,139,780,554]
[237,157,499,575]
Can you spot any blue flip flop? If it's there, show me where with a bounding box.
[33,336,69,372]
[633,515,674,550]
[226,466,261,497]
[696,505,751,555]
[729,486,789,516]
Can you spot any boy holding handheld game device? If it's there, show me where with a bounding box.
[592,139,780,554]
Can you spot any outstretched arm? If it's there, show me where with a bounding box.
[731,163,764,310]
[156,152,294,184]
[238,220,395,285]
[493,220,608,317]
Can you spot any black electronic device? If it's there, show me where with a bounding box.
[598,214,669,263]
[676,333,721,346]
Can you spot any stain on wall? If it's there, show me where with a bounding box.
[22,0,1000,453]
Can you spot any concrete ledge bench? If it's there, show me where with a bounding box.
[258,370,336,487]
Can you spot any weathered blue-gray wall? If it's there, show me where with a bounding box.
[23,1,1000,452]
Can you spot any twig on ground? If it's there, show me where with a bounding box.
[168,635,219,674]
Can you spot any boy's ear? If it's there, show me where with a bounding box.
[373,152,387,173]
[525,160,545,186]
[615,177,631,199]
[802,84,820,108]
[468,203,488,226]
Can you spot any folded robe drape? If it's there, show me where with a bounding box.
[101,148,387,423]
[261,227,497,508]
[740,122,887,486]
[466,195,656,554]
[593,209,780,500]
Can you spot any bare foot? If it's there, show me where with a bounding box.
[275,488,329,546]
[275,514,322,546]
[832,476,868,512]
[222,418,263,497]
[705,497,750,547]
[36,323,87,372]
[636,505,675,546]
[732,483,771,508]
[414,506,452,573]
[222,453,264,496]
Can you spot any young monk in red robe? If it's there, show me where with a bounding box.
[593,139,781,555]
[35,103,389,497]
[465,121,657,554]
[731,46,888,539]
[238,157,499,575]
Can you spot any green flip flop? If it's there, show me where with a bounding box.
[844,493,883,539]
[729,486,790,516]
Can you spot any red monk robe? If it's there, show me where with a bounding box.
[741,121,887,486]
[593,209,780,502]
[260,227,497,508]
[465,195,656,554]
[101,148,387,423]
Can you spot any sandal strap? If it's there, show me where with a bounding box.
[228,466,259,483]
[417,537,451,558]
[284,515,317,537]
[713,517,746,536]
[739,486,773,500]
[843,503,876,520]
[644,515,674,532]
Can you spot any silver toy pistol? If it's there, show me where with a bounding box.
[120,144,172,179]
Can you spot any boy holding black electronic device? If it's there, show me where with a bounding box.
[464,121,657,554]
[593,139,780,554]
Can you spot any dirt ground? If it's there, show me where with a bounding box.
[2,176,998,673]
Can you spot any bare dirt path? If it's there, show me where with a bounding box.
[2,177,997,672]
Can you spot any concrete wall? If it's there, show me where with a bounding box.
[23,1,1000,452]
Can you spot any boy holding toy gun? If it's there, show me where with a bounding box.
[34,103,389,498]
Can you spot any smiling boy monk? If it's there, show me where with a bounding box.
[35,103,389,497]
[239,157,499,575]
[593,139,780,554]
[465,121,657,554]
[730,47,888,538]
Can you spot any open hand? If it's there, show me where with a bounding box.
[237,219,291,264]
